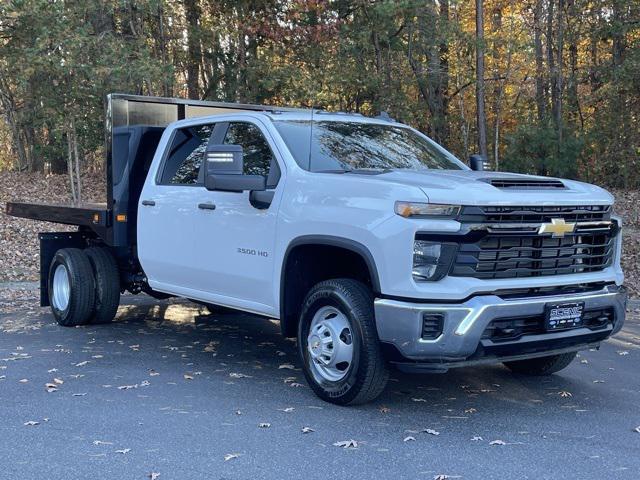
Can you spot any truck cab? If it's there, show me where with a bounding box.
[7,94,627,405]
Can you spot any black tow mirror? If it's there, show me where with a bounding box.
[204,144,266,192]
[469,154,489,171]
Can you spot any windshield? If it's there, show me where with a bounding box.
[273,120,465,172]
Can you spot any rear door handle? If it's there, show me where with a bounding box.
[198,203,216,210]
[142,200,155,206]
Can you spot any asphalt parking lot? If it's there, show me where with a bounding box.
[1,292,639,480]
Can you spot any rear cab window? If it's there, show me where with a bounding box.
[159,123,215,185]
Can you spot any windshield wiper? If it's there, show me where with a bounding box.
[345,168,392,175]
[316,168,354,174]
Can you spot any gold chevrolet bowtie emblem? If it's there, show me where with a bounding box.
[538,218,576,237]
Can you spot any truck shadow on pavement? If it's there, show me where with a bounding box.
[105,295,625,413]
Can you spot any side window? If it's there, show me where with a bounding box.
[223,122,280,187]
[160,123,214,185]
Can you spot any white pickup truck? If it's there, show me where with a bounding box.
[7,94,627,405]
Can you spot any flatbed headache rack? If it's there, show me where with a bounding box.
[5,93,305,248]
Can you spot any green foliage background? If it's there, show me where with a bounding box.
[0,0,638,187]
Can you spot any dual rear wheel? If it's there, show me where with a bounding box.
[48,247,120,326]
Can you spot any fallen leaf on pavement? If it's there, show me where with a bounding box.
[404,436,416,442]
[423,428,440,436]
[224,453,240,461]
[471,436,483,441]
[333,440,358,449]
[184,374,194,380]
[53,378,63,385]
[23,421,39,426]
[118,384,138,390]
[559,391,572,398]
[301,427,314,434]
[148,473,160,480]
[634,426,640,433]
[489,440,506,446]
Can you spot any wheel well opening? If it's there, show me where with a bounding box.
[280,243,376,338]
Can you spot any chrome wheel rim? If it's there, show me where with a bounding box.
[52,264,70,311]
[307,306,354,382]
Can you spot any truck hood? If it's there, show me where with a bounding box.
[363,169,613,206]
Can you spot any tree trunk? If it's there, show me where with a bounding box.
[566,0,582,129]
[475,0,488,158]
[547,0,557,127]
[72,118,82,203]
[67,126,77,204]
[0,78,29,171]
[184,0,202,100]
[157,3,172,97]
[438,0,450,145]
[555,0,564,144]
[534,0,546,123]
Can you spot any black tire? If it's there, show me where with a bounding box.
[503,352,577,375]
[48,248,95,327]
[298,279,389,405]
[85,247,121,324]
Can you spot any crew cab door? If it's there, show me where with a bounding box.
[138,122,220,293]
[189,119,284,314]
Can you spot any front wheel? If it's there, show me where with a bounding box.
[298,279,388,405]
[503,352,577,375]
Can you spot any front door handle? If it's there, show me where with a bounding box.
[198,203,216,210]
[142,200,155,206]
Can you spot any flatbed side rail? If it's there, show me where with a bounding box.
[5,202,111,241]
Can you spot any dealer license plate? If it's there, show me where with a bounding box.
[544,302,585,331]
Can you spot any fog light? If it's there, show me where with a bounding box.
[413,240,457,281]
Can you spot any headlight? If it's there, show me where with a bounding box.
[395,201,460,218]
[413,240,457,281]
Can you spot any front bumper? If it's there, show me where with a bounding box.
[374,284,627,371]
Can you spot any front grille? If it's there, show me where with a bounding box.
[448,205,616,280]
[482,307,614,343]
[459,205,611,224]
[452,230,615,279]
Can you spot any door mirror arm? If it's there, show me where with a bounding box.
[249,190,275,209]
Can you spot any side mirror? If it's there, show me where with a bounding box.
[204,144,266,192]
[469,154,490,171]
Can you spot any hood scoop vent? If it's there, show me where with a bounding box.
[487,178,566,189]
